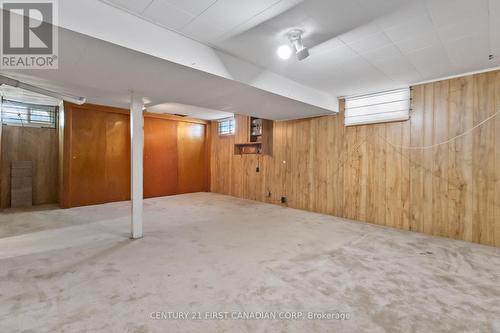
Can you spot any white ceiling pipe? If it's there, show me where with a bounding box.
[0,75,86,105]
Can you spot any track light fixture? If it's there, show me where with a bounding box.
[277,29,309,61]
[287,29,309,61]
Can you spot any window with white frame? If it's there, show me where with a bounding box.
[1,98,57,128]
[217,117,235,136]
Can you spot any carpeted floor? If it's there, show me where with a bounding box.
[1,193,499,332]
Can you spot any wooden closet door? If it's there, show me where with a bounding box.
[69,109,108,206]
[177,122,207,193]
[143,117,178,198]
[68,107,131,207]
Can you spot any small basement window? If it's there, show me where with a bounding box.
[218,117,235,136]
[1,98,57,128]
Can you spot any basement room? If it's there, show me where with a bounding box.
[0,0,499,332]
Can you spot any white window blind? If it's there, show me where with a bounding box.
[344,88,410,126]
[217,117,235,136]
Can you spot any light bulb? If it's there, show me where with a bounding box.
[277,45,292,60]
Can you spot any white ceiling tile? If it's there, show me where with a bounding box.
[163,0,216,16]
[309,37,344,55]
[406,44,447,64]
[302,45,358,71]
[437,15,489,42]
[181,22,227,43]
[319,44,360,62]
[394,31,441,54]
[388,71,423,85]
[357,0,414,17]
[260,0,379,50]
[280,51,379,92]
[343,32,392,54]
[337,22,381,44]
[444,33,491,71]
[216,23,281,69]
[425,0,489,27]
[142,0,194,30]
[301,0,368,31]
[103,0,153,13]
[406,44,453,78]
[330,74,395,97]
[375,1,429,30]
[189,0,279,31]
[334,56,384,77]
[275,45,358,85]
[383,15,435,42]
[216,0,301,41]
[360,44,403,63]
[261,1,311,31]
[368,55,422,83]
[182,0,281,43]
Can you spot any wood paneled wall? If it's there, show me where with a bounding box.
[1,126,59,208]
[62,103,210,208]
[210,70,500,247]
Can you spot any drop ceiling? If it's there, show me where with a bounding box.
[1,27,332,120]
[101,0,500,98]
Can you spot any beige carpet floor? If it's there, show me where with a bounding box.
[1,193,499,332]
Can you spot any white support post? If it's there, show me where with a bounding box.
[130,92,144,239]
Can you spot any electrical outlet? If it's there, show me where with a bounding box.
[281,196,287,204]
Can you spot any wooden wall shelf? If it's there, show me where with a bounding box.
[234,142,262,155]
[233,115,273,155]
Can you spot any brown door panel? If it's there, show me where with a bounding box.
[177,122,207,193]
[144,117,178,198]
